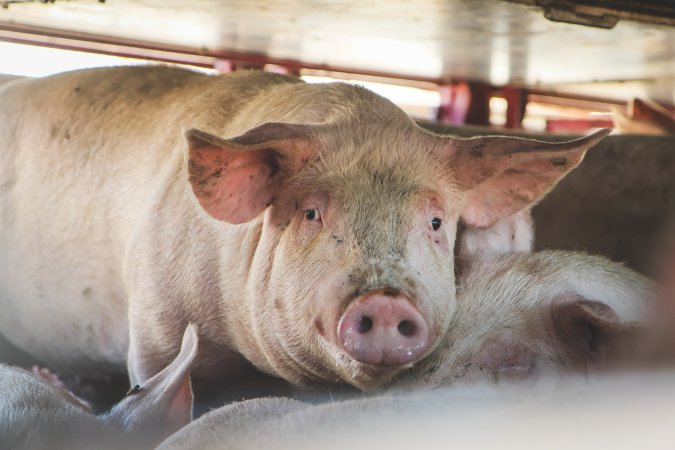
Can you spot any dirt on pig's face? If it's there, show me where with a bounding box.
[246,127,461,390]
[186,82,609,389]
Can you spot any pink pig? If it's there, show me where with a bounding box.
[0,66,608,389]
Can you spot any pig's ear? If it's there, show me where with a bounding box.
[102,324,199,440]
[450,129,610,228]
[552,299,646,367]
[186,123,316,224]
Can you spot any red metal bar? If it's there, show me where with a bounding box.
[464,81,492,127]
[502,87,528,129]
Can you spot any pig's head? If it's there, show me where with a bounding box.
[393,251,654,389]
[185,91,610,389]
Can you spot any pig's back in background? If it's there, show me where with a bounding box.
[532,134,675,276]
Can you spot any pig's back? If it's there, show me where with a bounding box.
[0,66,295,371]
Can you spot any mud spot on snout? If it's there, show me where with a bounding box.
[382,288,399,297]
[82,287,93,298]
[274,298,283,311]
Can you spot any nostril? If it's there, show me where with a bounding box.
[357,316,373,334]
[397,320,417,337]
[338,293,431,366]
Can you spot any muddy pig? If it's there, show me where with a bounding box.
[0,65,608,390]
[0,325,198,450]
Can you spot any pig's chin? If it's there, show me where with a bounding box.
[333,357,409,391]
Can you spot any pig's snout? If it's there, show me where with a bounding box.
[337,290,430,366]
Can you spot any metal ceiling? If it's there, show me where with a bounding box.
[0,0,674,103]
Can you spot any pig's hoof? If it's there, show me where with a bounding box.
[31,365,93,411]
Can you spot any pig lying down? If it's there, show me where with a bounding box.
[0,325,198,450]
[158,250,656,450]
[0,66,608,390]
[174,249,657,450]
[158,371,675,450]
[398,250,652,386]
[3,250,653,449]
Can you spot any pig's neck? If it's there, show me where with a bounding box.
[218,212,286,376]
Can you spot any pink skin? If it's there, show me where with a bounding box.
[183,122,607,388]
[338,290,430,366]
[298,191,449,370]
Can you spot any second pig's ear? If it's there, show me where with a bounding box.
[186,123,316,224]
[447,129,610,228]
[552,299,647,368]
[102,324,199,443]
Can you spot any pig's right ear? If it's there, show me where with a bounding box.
[102,324,199,442]
[448,129,610,228]
[186,123,316,224]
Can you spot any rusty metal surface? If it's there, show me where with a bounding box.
[0,0,674,102]
[506,1,675,28]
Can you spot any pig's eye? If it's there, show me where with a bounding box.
[304,208,321,221]
[431,217,442,231]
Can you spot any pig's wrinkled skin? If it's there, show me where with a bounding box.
[0,65,608,390]
[0,325,198,450]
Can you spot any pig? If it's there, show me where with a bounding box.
[0,74,23,87]
[0,65,609,391]
[397,250,653,387]
[157,251,655,450]
[0,324,198,450]
[421,121,675,277]
[456,208,534,261]
[157,371,675,450]
[531,134,675,276]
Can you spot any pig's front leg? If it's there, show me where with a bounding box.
[125,292,250,387]
[125,293,189,385]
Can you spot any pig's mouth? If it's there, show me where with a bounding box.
[357,360,414,377]
[333,355,427,391]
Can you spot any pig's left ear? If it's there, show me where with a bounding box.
[186,123,316,224]
[102,324,199,441]
[552,299,646,367]
[449,129,611,228]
